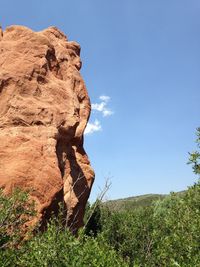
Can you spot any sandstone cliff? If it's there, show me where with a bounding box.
[0,25,94,233]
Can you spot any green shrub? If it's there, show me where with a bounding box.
[188,127,200,175]
[0,188,35,249]
[100,205,154,266]
[0,192,128,267]
[15,217,128,267]
[84,200,103,237]
[151,181,200,267]
[100,181,200,267]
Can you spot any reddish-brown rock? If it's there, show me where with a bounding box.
[0,25,94,233]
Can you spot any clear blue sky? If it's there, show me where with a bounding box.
[1,0,200,201]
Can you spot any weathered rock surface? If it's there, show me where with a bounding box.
[0,25,94,232]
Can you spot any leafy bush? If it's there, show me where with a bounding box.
[100,205,154,266]
[84,200,102,236]
[96,128,200,266]
[151,181,200,267]
[16,224,128,267]
[0,188,35,249]
[1,184,199,267]
[0,192,128,267]
[188,127,200,175]
[99,181,200,267]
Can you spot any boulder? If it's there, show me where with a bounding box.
[0,25,94,233]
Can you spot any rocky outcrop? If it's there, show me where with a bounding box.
[0,25,94,233]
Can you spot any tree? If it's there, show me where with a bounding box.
[188,127,200,175]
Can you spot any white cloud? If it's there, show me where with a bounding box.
[85,119,102,135]
[102,109,113,117]
[85,95,113,135]
[91,95,114,117]
[91,102,106,112]
[99,95,110,102]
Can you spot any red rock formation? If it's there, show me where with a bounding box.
[0,25,94,233]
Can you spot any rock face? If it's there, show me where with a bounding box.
[0,25,94,233]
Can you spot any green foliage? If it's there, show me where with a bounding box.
[1,183,199,267]
[100,206,154,266]
[0,188,35,249]
[16,225,128,267]
[188,127,200,175]
[84,200,102,236]
[100,181,200,266]
[151,181,200,266]
[0,192,128,267]
[104,194,166,212]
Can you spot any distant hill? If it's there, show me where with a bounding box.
[104,191,185,212]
